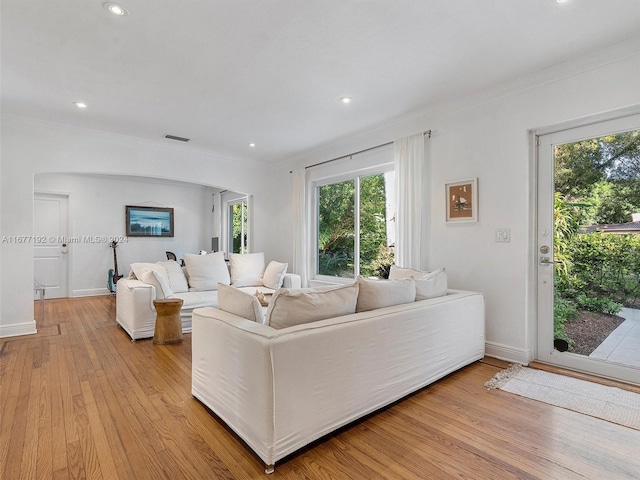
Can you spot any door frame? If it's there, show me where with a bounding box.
[532,106,640,383]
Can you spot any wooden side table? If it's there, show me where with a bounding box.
[153,298,184,345]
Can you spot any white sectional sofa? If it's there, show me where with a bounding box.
[116,252,300,340]
[191,268,485,473]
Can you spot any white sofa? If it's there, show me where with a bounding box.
[115,252,301,340]
[191,285,485,473]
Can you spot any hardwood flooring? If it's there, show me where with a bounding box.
[1,296,640,479]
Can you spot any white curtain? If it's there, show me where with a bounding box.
[292,168,309,286]
[394,133,425,269]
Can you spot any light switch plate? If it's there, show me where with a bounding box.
[495,228,510,243]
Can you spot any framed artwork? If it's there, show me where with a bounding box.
[445,178,478,223]
[126,206,174,237]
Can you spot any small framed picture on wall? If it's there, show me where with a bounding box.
[445,178,478,223]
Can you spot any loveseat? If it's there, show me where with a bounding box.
[191,267,485,473]
[115,252,300,340]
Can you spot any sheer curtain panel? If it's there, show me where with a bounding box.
[394,133,425,269]
[292,168,309,286]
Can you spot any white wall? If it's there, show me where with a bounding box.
[34,173,218,296]
[274,40,640,364]
[0,118,279,337]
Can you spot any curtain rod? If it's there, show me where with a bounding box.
[304,130,431,171]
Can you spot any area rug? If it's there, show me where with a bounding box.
[485,364,640,431]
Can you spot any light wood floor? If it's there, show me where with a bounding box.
[2,297,640,479]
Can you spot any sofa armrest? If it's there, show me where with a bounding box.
[115,278,158,340]
[282,273,301,289]
[117,278,157,308]
[191,307,277,465]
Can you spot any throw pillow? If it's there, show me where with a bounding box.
[262,261,288,289]
[229,252,265,287]
[217,283,264,323]
[160,260,189,293]
[183,252,230,291]
[388,265,448,300]
[266,283,359,330]
[129,262,173,299]
[355,276,416,312]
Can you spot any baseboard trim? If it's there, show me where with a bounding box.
[72,288,111,297]
[0,321,37,338]
[485,341,532,365]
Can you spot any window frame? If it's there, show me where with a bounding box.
[311,163,395,284]
[222,193,253,256]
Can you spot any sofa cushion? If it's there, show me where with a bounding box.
[355,277,416,312]
[230,252,265,287]
[184,252,230,291]
[262,261,288,289]
[172,290,219,310]
[129,262,173,299]
[388,265,448,300]
[161,260,189,293]
[217,283,264,323]
[266,283,359,329]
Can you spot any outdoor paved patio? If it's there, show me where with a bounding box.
[590,307,640,368]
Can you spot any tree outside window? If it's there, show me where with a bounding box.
[230,200,248,254]
[317,172,395,279]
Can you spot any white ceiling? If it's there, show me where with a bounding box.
[2,0,640,163]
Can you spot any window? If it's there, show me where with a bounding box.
[229,198,248,254]
[221,192,251,255]
[316,170,395,279]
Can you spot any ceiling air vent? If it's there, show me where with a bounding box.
[165,134,190,142]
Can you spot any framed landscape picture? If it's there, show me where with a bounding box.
[126,206,174,237]
[445,178,478,223]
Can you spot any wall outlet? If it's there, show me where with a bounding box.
[495,228,510,243]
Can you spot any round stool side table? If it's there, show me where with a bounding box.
[152,298,184,345]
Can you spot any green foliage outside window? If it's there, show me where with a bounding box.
[555,130,640,225]
[565,233,640,306]
[318,180,355,277]
[317,173,393,278]
[359,174,391,277]
[231,201,248,254]
[551,130,640,342]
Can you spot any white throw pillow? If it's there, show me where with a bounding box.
[230,252,265,287]
[148,270,174,299]
[388,265,448,300]
[160,260,189,293]
[266,283,359,330]
[129,262,173,299]
[183,252,230,291]
[129,262,157,281]
[262,261,288,289]
[355,276,416,312]
[217,283,264,323]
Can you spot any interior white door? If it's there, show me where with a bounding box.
[536,114,640,384]
[34,193,69,299]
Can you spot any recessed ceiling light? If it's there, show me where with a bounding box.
[248,143,256,147]
[104,2,128,15]
[555,0,569,3]
[73,102,87,109]
[340,97,353,104]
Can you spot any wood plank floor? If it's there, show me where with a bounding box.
[2,296,640,479]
